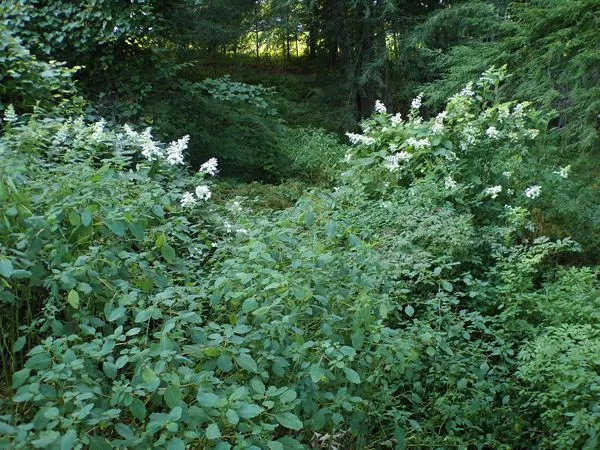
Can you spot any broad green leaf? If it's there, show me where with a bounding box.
[236,403,264,419]
[67,210,81,226]
[206,423,221,440]
[107,306,126,322]
[67,290,79,309]
[12,368,30,389]
[404,304,414,317]
[225,408,239,425]
[197,392,221,408]
[130,397,146,420]
[267,442,284,450]
[309,364,322,383]
[250,378,265,395]
[167,438,185,450]
[161,244,176,263]
[235,354,258,373]
[164,385,182,409]
[441,280,453,292]
[81,209,93,227]
[275,412,303,430]
[12,336,26,352]
[0,259,14,278]
[343,367,361,384]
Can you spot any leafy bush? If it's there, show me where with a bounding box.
[1,67,597,450]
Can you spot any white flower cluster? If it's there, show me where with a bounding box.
[524,185,541,199]
[444,177,457,190]
[165,135,190,165]
[91,119,106,141]
[485,185,502,199]
[391,113,403,126]
[431,112,446,135]
[485,126,500,139]
[200,157,219,176]
[374,100,387,114]
[123,125,191,165]
[345,132,375,146]
[460,82,475,97]
[406,137,431,149]
[524,129,539,140]
[384,151,411,172]
[3,104,18,123]
[180,184,212,208]
[411,93,424,110]
[553,165,570,179]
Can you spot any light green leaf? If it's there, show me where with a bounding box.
[206,423,221,440]
[275,412,303,430]
[404,304,414,317]
[67,290,79,309]
[343,367,361,384]
[236,403,264,419]
[161,244,176,263]
[225,408,239,425]
[235,354,258,373]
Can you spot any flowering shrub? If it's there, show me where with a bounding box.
[343,66,554,218]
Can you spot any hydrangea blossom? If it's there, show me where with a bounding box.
[374,100,387,114]
[524,185,541,199]
[553,165,570,179]
[406,137,430,149]
[180,192,197,208]
[485,185,502,199]
[502,171,512,178]
[384,151,411,172]
[460,82,475,97]
[165,135,189,165]
[345,132,375,146]
[391,113,403,126]
[3,104,18,123]
[195,185,212,201]
[200,157,219,176]
[485,126,500,139]
[91,119,106,141]
[411,93,423,110]
[444,177,457,189]
[524,129,539,140]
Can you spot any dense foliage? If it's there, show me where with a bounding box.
[1,1,598,449]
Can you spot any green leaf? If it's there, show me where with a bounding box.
[67,290,79,309]
[81,209,93,227]
[441,280,453,292]
[164,385,182,409]
[0,259,14,278]
[225,408,239,425]
[206,423,221,440]
[102,361,117,379]
[12,336,26,352]
[67,210,81,226]
[12,368,30,389]
[167,438,185,450]
[107,306,126,322]
[235,354,258,373]
[197,392,221,408]
[161,244,176,263]
[130,397,146,420]
[250,378,265,395]
[32,430,60,448]
[142,367,157,383]
[279,389,297,403]
[236,403,264,419]
[309,364,322,383]
[267,442,284,450]
[275,412,303,430]
[60,429,77,450]
[404,304,414,317]
[217,354,233,372]
[343,367,361,384]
